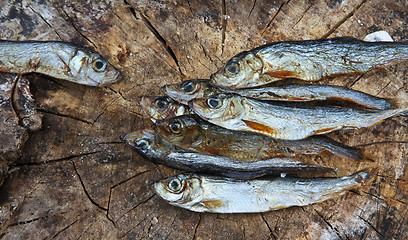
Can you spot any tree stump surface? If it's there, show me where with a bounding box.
[0,0,407,239]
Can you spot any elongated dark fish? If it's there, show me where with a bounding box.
[210,37,408,89]
[153,115,367,161]
[0,41,122,86]
[140,96,194,122]
[189,93,408,140]
[121,130,333,179]
[162,79,391,110]
[154,169,376,213]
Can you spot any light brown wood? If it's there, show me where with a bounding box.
[0,0,407,239]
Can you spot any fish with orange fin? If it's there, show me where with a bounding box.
[153,115,370,161]
[162,79,391,110]
[189,93,408,140]
[210,37,408,89]
[121,129,333,179]
[154,168,377,213]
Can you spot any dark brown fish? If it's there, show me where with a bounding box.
[153,115,368,161]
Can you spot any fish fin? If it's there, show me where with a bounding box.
[242,120,277,136]
[314,127,339,135]
[201,200,224,210]
[265,70,298,79]
[354,167,379,186]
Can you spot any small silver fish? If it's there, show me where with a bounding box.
[189,93,408,140]
[211,37,408,89]
[154,169,376,213]
[140,96,194,122]
[121,129,333,179]
[0,41,122,86]
[153,115,368,161]
[162,79,391,110]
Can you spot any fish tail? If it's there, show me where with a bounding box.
[316,136,368,161]
[353,167,379,186]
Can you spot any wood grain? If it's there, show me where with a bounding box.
[0,0,407,239]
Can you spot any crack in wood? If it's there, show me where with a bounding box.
[355,140,408,147]
[261,0,291,35]
[346,74,365,88]
[191,214,201,240]
[260,213,277,240]
[117,194,156,221]
[376,80,392,96]
[221,0,227,54]
[357,215,384,238]
[247,0,257,19]
[314,209,345,240]
[37,108,93,125]
[106,188,117,228]
[28,6,62,40]
[75,223,93,240]
[51,213,81,239]
[111,169,152,189]
[91,97,119,124]
[162,211,180,239]
[137,11,183,76]
[292,4,312,28]
[61,10,97,49]
[321,0,368,39]
[10,151,100,169]
[72,160,108,211]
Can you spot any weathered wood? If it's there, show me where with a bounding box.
[0,0,407,239]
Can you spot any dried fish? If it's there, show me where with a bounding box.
[121,129,332,179]
[140,96,194,122]
[0,41,122,86]
[210,37,408,88]
[154,169,376,213]
[189,93,408,140]
[162,79,391,110]
[153,115,367,161]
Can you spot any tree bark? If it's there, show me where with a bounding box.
[0,0,407,239]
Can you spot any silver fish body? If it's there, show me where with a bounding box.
[211,37,408,89]
[189,94,408,140]
[162,79,391,110]
[153,115,367,161]
[0,41,122,86]
[154,169,375,213]
[140,96,194,122]
[121,130,332,179]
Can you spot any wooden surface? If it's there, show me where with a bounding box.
[0,0,407,239]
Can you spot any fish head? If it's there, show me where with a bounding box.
[120,129,158,158]
[161,79,217,105]
[154,173,203,205]
[188,94,244,122]
[210,51,263,89]
[68,49,122,86]
[140,96,188,122]
[154,115,202,145]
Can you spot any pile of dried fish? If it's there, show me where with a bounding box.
[121,36,408,213]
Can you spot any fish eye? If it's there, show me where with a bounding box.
[92,58,107,72]
[136,139,150,150]
[168,178,182,192]
[180,81,196,93]
[225,62,239,75]
[207,97,222,109]
[169,120,182,134]
[155,97,169,109]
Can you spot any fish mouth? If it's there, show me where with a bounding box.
[188,100,209,120]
